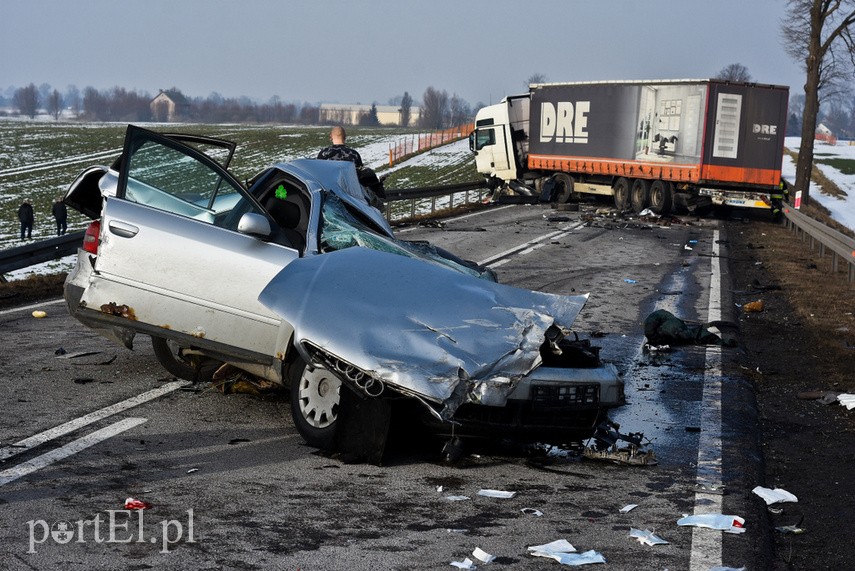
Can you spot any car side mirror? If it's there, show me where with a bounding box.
[237,212,272,238]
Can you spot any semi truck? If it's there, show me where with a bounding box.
[469,79,789,214]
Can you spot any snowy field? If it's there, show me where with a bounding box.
[784,136,855,232]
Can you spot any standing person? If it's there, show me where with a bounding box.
[18,198,34,240]
[52,195,68,236]
[317,126,363,168]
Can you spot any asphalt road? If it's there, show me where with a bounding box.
[0,203,769,570]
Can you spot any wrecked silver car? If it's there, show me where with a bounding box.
[63,125,624,459]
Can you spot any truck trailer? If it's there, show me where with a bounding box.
[469,79,789,214]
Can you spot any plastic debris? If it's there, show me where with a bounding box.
[629,528,668,546]
[838,393,855,410]
[521,508,544,516]
[775,524,805,534]
[584,420,657,466]
[124,497,152,510]
[752,486,798,505]
[436,485,443,492]
[619,504,638,513]
[623,279,637,284]
[450,557,476,569]
[472,547,496,563]
[527,540,606,566]
[186,468,199,474]
[742,300,764,312]
[31,310,47,318]
[446,495,470,501]
[677,514,745,534]
[477,489,516,499]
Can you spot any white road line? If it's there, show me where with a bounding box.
[0,381,188,462]
[689,228,725,570]
[478,225,580,267]
[0,297,65,317]
[0,417,147,487]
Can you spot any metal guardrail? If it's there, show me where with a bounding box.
[782,206,855,283]
[382,180,488,221]
[0,231,85,282]
[0,181,489,280]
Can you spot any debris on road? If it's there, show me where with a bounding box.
[629,528,668,546]
[477,489,516,499]
[676,514,746,534]
[742,300,765,313]
[644,309,721,346]
[211,364,276,396]
[837,393,855,410]
[752,486,798,505]
[450,557,477,569]
[124,497,152,510]
[619,504,638,513]
[31,310,47,318]
[446,495,471,501]
[583,421,657,466]
[521,507,543,516]
[527,539,606,565]
[472,547,496,564]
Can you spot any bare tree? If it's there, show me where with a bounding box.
[526,73,547,87]
[781,0,855,204]
[448,94,471,127]
[48,89,63,120]
[13,83,39,118]
[715,63,753,82]
[399,91,413,127]
[420,86,449,129]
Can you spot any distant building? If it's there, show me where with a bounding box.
[815,123,838,145]
[319,103,421,127]
[150,89,191,122]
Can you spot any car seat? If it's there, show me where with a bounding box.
[264,195,307,252]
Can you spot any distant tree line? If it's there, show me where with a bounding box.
[1,83,477,128]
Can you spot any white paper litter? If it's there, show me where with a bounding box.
[521,507,543,516]
[477,489,516,499]
[529,547,606,566]
[437,485,443,492]
[677,514,746,534]
[629,528,668,546]
[450,557,476,569]
[472,547,496,563]
[619,504,638,513]
[752,486,798,505]
[527,539,576,554]
[837,393,855,410]
[446,495,471,501]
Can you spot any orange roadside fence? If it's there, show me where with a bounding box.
[388,123,474,166]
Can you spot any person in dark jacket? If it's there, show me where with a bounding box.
[18,198,34,240]
[52,195,67,235]
[317,126,363,168]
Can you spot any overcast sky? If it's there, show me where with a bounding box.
[1,0,805,107]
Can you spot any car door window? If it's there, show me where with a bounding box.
[120,127,259,226]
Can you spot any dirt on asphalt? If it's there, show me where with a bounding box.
[2,208,853,570]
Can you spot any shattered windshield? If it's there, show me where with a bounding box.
[319,193,488,279]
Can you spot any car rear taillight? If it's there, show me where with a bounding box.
[83,220,101,255]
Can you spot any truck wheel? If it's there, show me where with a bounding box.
[151,336,196,381]
[649,181,673,215]
[289,356,341,449]
[630,179,651,213]
[552,173,576,203]
[613,178,630,210]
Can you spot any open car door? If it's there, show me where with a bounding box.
[78,125,300,362]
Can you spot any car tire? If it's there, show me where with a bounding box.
[151,336,196,381]
[630,179,651,213]
[613,177,630,210]
[289,357,341,449]
[649,180,673,215]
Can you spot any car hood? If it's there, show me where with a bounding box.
[259,247,588,417]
